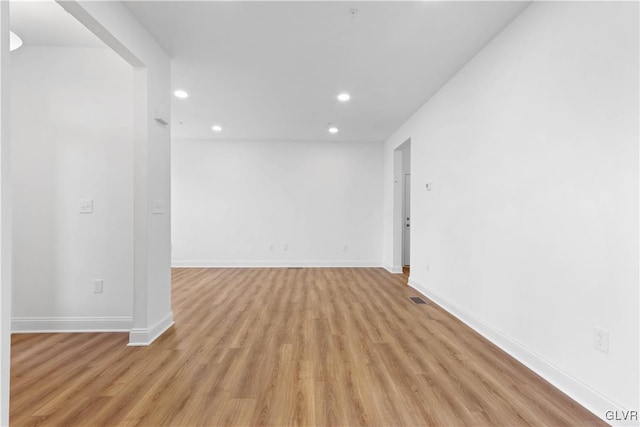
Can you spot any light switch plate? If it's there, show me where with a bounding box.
[152,200,164,215]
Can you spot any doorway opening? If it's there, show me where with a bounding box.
[392,138,411,276]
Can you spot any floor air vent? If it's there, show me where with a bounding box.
[409,296,428,304]
[287,267,303,270]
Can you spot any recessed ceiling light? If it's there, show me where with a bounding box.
[212,125,222,132]
[328,127,339,134]
[337,93,350,102]
[174,89,189,99]
[9,31,22,52]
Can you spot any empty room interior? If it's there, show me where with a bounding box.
[0,0,638,426]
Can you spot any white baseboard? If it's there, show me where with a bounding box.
[128,311,174,346]
[408,277,633,426]
[384,264,403,274]
[11,316,132,333]
[172,260,382,268]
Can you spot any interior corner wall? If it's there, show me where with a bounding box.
[383,0,639,418]
[10,46,134,332]
[171,140,384,267]
[56,0,173,345]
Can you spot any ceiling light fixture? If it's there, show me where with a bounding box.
[174,89,189,99]
[9,31,23,52]
[337,93,351,102]
[328,127,339,134]
[212,125,222,132]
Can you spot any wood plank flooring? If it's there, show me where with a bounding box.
[10,268,605,426]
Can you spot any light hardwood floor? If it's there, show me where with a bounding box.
[11,268,605,426]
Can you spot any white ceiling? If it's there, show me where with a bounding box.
[125,1,529,142]
[11,1,530,143]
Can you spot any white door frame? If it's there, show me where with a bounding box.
[403,173,411,266]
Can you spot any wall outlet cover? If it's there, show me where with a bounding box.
[79,199,94,214]
[593,328,609,353]
[93,279,104,294]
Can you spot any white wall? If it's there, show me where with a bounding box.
[0,3,11,424]
[172,140,383,267]
[11,46,134,331]
[384,1,639,420]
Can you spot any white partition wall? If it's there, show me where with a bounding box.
[171,139,384,267]
[54,0,173,346]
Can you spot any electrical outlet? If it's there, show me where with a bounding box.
[593,328,609,353]
[283,243,288,251]
[93,279,103,294]
[79,199,94,214]
[342,244,349,251]
[269,244,274,251]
